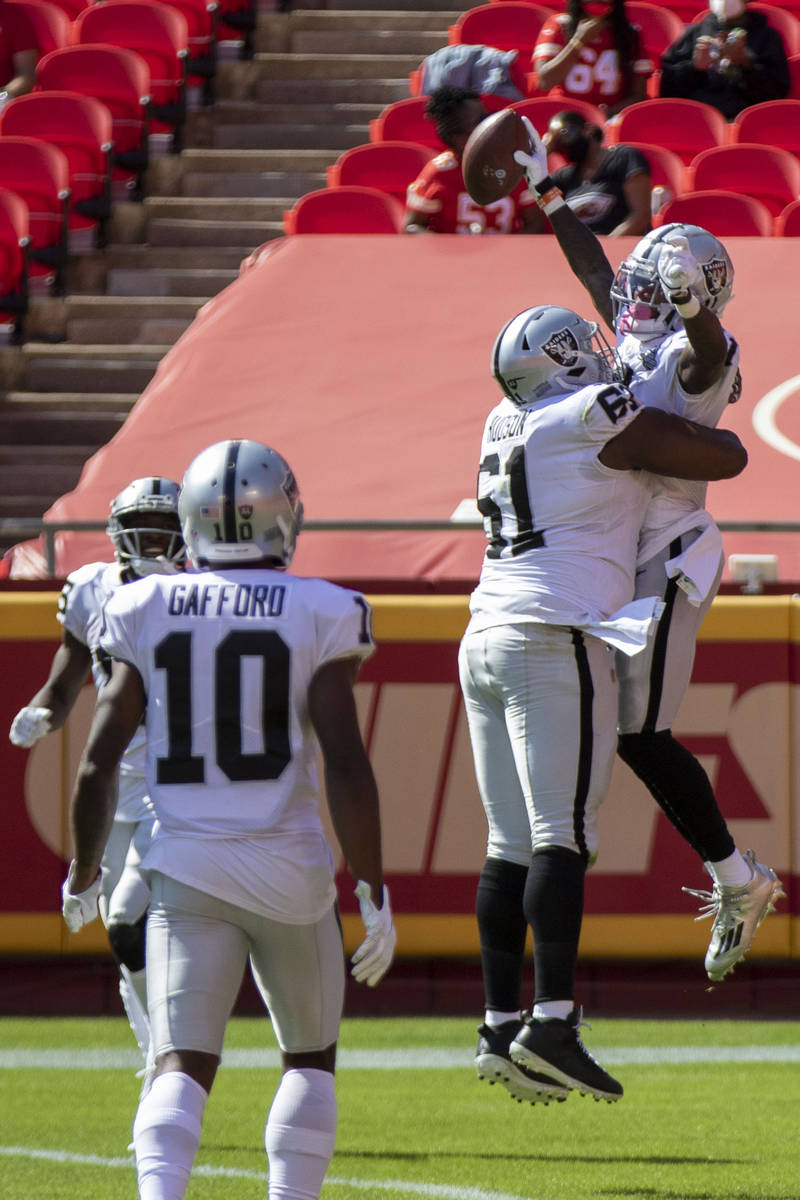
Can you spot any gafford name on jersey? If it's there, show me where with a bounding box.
[167,579,287,619]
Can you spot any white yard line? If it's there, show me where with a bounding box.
[1,1045,799,1069]
[0,1145,541,1200]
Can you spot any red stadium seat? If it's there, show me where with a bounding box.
[215,0,255,58]
[653,189,775,235]
[687,143,800,216]
[156,0,218,104]
[790,52,800,96]
[690,2,800,53]
[73,0,189,150]
[0,189,30,341]
[0,91,113,249]
[326,142,435,205]
[624,2,685,59]
[448,3,554,74]
[283,187,405,235]
[730,98,800,162]
[35,43,151,198]
[4,0,69,53]
[623,141,687,201]
[605,97,728,164]
[774,197,800,233]
[39,0,88,16]
[0,136,70,293]
[370,98,448,151]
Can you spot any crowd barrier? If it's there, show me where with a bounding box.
[1,591,797,962]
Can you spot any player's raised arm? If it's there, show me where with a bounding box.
[514,118,615,330]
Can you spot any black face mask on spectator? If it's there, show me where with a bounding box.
[559,131,591,165]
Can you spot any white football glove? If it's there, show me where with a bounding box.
[658,236,703,301]
[351,880,396,987]
[9,705,53,747]
[512,115,549,194]
[61,862,102,933]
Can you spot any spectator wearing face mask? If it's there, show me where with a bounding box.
[660,0,790,119]
[524,110,652,236]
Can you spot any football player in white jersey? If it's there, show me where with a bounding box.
[511,123,783,983]
[9,476,185,1071]
[59,439,396,1200]
[461,304,746,1105]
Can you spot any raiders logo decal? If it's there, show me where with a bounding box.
[541,327,580,366]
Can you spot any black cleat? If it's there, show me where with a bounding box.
[510,1008,622,1103]
[475,1019,568,1105]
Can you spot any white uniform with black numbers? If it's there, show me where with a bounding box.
[459,381,660,867]
[100,568,375,1056]
[58,561,153,923]
[616,328,741,734]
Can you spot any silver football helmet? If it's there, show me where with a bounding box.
[179,439,303,568]
[107,477,185,577]
[492,305,618,407]
[611,223,734,339]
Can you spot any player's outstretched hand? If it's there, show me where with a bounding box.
[658,236,703,303]
[9,705,53,747]
[61,862,102,933]
[513,116,549,193]
[351,880,396,987]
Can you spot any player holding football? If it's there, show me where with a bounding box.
[59,439,396,1200]
[509,121,783,982]
[9,477,186,1075]
[463,303,747,1105]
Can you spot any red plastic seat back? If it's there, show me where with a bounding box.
[623,142,686,197]
[0,91,112,209]
[327,142,435,204]
[0,188,29,297]
[36,43,150,152]
[448,2,553,74]
[654,189,774,235]
[0,136,69,253]
[370,98,448,151]
[688,142,800,216]
[606,97,728,164]
[624,2,685,59]
[284,187,405,235]
[730,99,800,160]
[73,0,188,106]
[775,197,800,233]
[4,0,70,53]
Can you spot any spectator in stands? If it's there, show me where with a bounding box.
[525,109,652,236]
[404,87,539,234]
[0,0,38,108]
[660,0,790,119]
[532,0,653,119]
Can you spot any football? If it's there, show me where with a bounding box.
[462,108,530,207]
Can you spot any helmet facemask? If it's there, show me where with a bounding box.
[107,478,185,577]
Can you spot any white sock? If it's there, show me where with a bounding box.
[120,964,151,1066]
[485,1010,521,1028]
[709,849,752,889]
[265,1068,337,1200]
[532,1001,574,1021]
[133,1071,208,1200]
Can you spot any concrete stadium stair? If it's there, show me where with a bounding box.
[0,2,461,557]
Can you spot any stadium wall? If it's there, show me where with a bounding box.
[1,592,798,967]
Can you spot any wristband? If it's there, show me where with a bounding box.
[537,186,565,215]
[673,294,701,319]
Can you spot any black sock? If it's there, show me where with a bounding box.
[476,856,528,1013]
[524,846,585,1004]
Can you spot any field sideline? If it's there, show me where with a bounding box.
[1,1015,799,1200]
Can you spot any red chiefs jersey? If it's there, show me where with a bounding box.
[533,15,653,109]
[405,150,536,235]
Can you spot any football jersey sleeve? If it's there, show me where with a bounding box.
[99,582,147,670]
[316,585,376,668]
[580,383,642,447]
[56,563,105,645]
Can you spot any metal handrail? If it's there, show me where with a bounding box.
[2,518,799,579]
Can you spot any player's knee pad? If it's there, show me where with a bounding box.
[107,911,148,972]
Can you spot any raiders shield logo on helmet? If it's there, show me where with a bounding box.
[542,328,580,367]
[703,258,727,298]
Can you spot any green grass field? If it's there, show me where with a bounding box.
[2,1014,799,1200]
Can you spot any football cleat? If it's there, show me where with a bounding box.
[510,1008,623,1103]
[683,849,785,982]
[475,1019,568,1105]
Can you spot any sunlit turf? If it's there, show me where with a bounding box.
[1,1016,799,1199]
